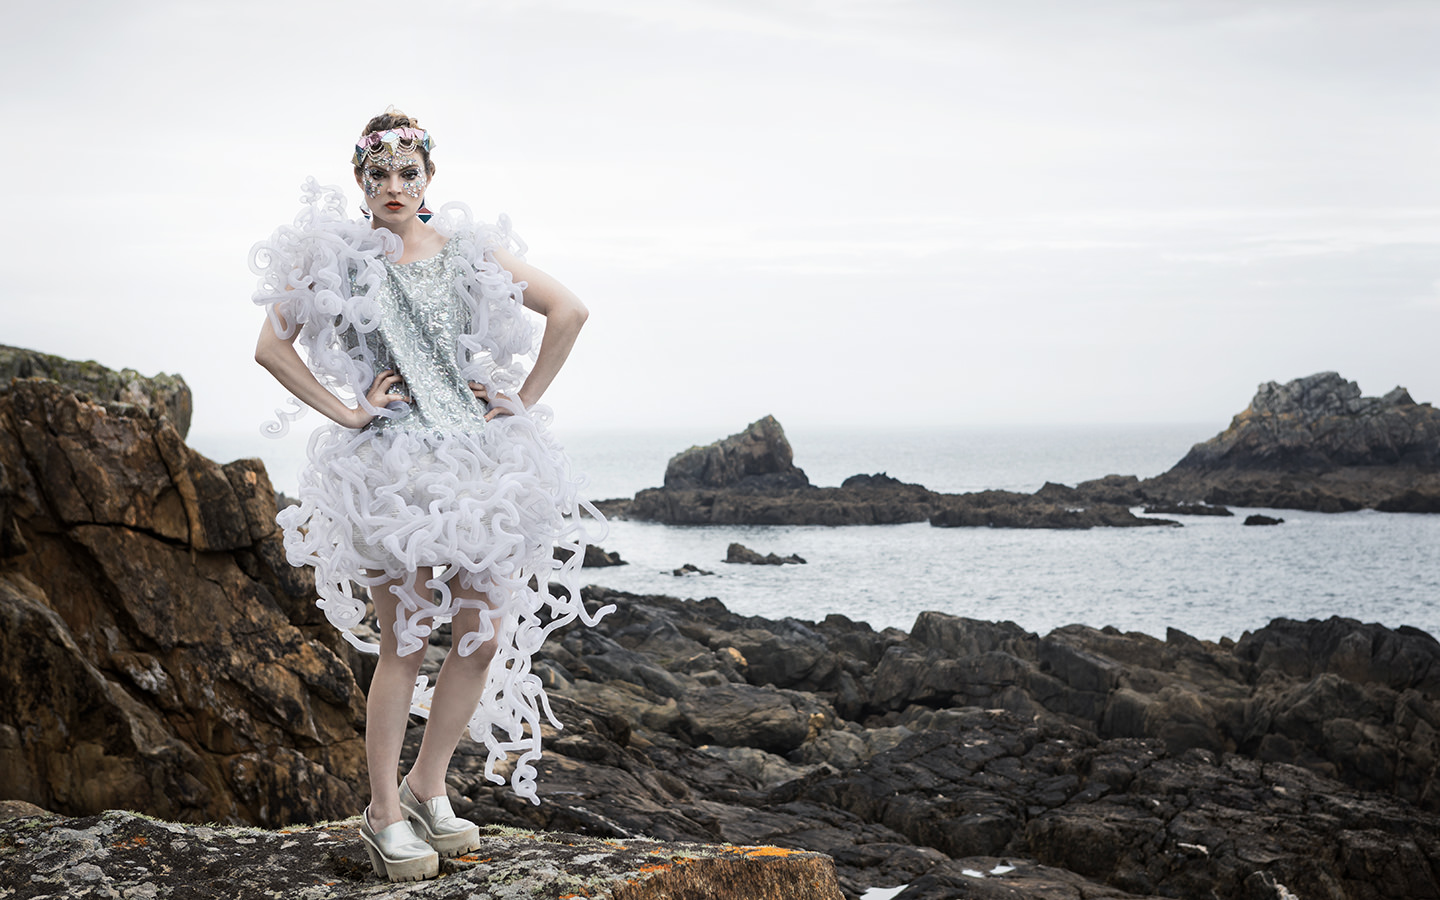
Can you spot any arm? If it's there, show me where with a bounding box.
[254,309,405,429]
[483,247,589,420]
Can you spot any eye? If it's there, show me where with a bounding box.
[367,169,385,180]
[403,169,421,180]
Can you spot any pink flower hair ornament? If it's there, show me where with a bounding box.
[352,128,436,168]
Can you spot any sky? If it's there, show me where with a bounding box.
[4,0,1439,469]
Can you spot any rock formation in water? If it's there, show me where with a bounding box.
[0,352,367,826]
[609,419,1175,529]
[0,805,845,899]
[1143,372,1440,512]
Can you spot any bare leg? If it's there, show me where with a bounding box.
[366,568,431,830]
[405,583,499,802]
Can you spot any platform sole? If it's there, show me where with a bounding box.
[362,842,440,881]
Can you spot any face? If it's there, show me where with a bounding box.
[355,147,430,223]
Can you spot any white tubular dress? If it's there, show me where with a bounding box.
[250,179,612,803]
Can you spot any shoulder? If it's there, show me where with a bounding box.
[430,203,528,260]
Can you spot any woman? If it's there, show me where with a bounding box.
[252,110,611,882]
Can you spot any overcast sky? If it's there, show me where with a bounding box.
[4,1,1438,468]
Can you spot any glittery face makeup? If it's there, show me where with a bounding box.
[359,151,428,200]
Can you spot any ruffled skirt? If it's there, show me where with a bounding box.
[276,409,610,803]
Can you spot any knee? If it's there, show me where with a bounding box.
[449,638,498,672]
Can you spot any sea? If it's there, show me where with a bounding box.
[193,422,1440,644]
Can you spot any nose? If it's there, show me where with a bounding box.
[384,172,405,193]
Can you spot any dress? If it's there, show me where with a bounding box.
[249,178,612,803]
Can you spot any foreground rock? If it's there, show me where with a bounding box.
[1144,372,1440,512]
[0,807,844,899]
[414,587,1440,899]
[603,421,1176,529]
[0,354,366,825]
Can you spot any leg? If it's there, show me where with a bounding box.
[365,567,431,830]
[405,582,499,802]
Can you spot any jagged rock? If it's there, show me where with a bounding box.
[663,415,809,491]
[726,542,806,565]
[0,808,846,899]
[1144,373,1440,512]
[1244,514,1284,526]
[0,344,192,439]
[0,364,365,826]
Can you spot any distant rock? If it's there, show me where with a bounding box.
[673,563,715,576]
[1244,514,1284,526]
[606,421,1179,529]
[663,415,809,492]
[726,543,806,565]
[1142,502,1233,517]
[556,544,627,567]
[1144,373,1440,512]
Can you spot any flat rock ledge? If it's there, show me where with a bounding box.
[0,807,845,900]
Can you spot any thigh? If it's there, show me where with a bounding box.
[367,567,433,655]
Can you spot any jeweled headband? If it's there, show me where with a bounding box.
[352,127,436,167]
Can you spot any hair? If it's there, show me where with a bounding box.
[355,109,436,176]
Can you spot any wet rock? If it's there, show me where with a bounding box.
[673,563,714,576]
[726,542,807,565]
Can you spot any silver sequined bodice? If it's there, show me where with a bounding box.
[351,238,485,432]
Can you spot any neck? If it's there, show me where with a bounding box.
[373,212,430,242]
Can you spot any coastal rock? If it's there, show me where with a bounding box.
[663,415,809,491]
[0,808,846,899]
[1144,373,1440,512]
[1142,502,1233,517]
[1243,514,1284,526]
[0,362,365,826]
[726,542,807,565]
[556,543,627,567]
[673,562,715,576]
[425,587,1440,899]
[1,343,192,439]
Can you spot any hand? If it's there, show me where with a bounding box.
[351,369,409,428]
[470,382,521,421]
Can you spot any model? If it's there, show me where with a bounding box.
[251,109,611,881]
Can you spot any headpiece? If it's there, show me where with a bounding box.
[352,127,436,168]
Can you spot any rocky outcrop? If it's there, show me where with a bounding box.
[411,587,1440,899]
[0,808,845,899]
[1144,372,1440,512]
[726,542,806,565]
[663,415,809,491]
[0,344,192,439]
[0,360,366,826]
[606,420,1175,528]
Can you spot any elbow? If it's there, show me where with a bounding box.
[568,299,589,329]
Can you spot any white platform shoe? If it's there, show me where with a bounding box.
[400,779,482,858]
[359,806,440,882]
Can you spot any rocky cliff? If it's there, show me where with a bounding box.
[0,357,367,826]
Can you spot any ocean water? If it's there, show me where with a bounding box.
[194,422,1440,644]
